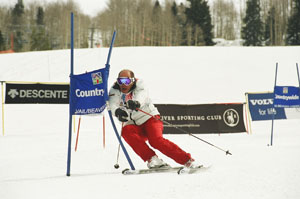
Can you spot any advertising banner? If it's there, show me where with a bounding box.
[155,103,246,134]
[247,93,286,121]
[274,86,300,108]
[5,83,69,104]
[70,68,108,115]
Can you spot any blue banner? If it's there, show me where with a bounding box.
[70,67,109,115]
[274,86,300,108]
[247,93,286,121]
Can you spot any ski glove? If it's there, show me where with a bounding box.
[115,108,128,122]
[126,100,141,111]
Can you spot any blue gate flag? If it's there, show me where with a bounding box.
[274,86,300,108]
[247,93,286,121]
[70,67,109,115]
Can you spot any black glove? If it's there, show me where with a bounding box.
[115,108,128,122]
[126,100,141,111]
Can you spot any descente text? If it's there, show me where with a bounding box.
[20,90,67,99]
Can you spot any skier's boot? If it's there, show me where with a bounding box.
[147,155,170,169]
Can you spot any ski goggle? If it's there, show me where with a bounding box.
[117,77,135,86]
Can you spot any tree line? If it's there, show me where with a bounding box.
[0,0,91,52]
[0,0,299,52]
[96,0,214,46]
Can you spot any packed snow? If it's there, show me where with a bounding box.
[0,46,300,199]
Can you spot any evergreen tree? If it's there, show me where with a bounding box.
[36,7,44,26]
[11,0,25,51]
[171,2,178,16]
[30,7,51,51]
[241,0,263,46]
[0,30,5,51]
[11,0,24,25]
[152,0,162,46]
[185,0,214,46]
[286,0,300,45]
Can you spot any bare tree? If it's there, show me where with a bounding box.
[261,0,293,45]
[211,0,239,40]
[44,0,91,49]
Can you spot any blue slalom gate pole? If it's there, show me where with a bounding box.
[270,63,278,146]
[105,31,116,71]
[297,63,300,88]
[297,63,300,107]
[105,31,135,170]
[66,12,74,176]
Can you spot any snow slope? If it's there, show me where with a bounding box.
[0,46,300,199]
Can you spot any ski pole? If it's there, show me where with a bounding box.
[114,144,121,169]
[136,108,232,155]
[114,122,124,169]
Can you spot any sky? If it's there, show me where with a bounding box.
[0,0,109,16]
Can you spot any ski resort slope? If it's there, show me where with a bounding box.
[0,46,300,199]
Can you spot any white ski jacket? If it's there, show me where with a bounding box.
[108,79,159,126]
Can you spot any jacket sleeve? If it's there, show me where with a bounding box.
[132,80,149,106]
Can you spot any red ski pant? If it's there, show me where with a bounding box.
[121,115,191,165]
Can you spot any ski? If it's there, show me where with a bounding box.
[122,165,211,175]
[122,166,183,175]
[177,165,211,175]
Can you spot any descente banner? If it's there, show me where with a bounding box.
[5,83,69,104]
[155,104,246,134]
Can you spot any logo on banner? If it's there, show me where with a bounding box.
[8,89,19,98]
[91,72,103,85]
[223,109,239,127]
[8,89,68,99]
[249,99,273,105]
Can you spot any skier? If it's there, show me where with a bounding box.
[108,69,201,169]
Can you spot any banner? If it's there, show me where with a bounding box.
[247,93,286,121]
[155,103,246,134]
[5,83,69,104]
[274,86,300,108]
[70,68,108,115]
